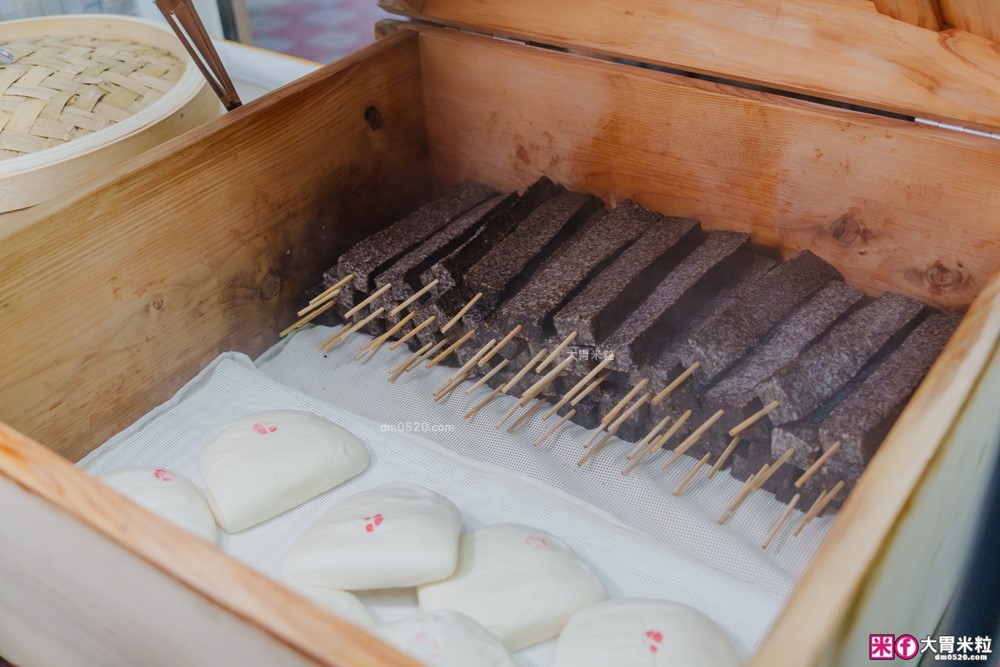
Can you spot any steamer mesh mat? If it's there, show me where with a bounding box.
[259,326,833,593]
[78,325,838,663]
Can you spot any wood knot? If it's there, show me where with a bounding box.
[904,261,967,295]
[829,211,872,245]
[151,295,164,311]
[364,105,383,131]
[258,272,282,301]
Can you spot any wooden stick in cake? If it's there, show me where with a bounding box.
[466,359,510,395]
[536,331,578,373]
[622,409,694,475]
[627,414,673,459]
[651,361,701,406]
[719,463,770,524]
[543,353,615,420]
[794,440,842,488]
[501,347,549,394]
[410,338,450,373]
[673,453,711,496]
[479,325,522,367]
[578,395,650,465]
[281,299,338,338]
[465,386,503,420]
[389,316,437,350]
[571,368,613,407]
[298,289,340,317]
[661,410,725,471]
[435,339,496,397]
[508,398,545,433]
[763,493,801,550]
[320,307,386,350]
[343,283,392,319]
[305,273,354,309]
[578,430,616,465]
[389,279,440,316]
[518,356,573,406]
[357,311,417,359]
[496,401,522,429]
[707,434,742,480]
[534,409,576,447]
[728,400,781,437]
[425,328,477,369]
[794,481,845,536]
[436,372,471,401]
[440,291,483,333]
[601,378,650,425]
[751,448,796,490]
[388,341,433,383]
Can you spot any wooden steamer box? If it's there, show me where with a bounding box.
[2,1,1000,665]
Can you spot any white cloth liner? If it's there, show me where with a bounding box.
[79,325,837,664]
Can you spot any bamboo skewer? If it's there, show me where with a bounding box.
[582,425,607,450]
[436,340,496,397]
[622,411,692,476]
[536,331,577,372]
[389,279,439,316]
[297,288,340,317]
[508,398,544,433]
[570,369,612,407]
[466,359,510,395]
[661,410,725,471]
[440,292,482,333]
[795,440,842,488]
[357,312,416,359]
[763,493,801,549]
[751,448,796,490]
[308,274,354,306]
[479,325,522,367]
[320,307,385,350]
[577,430,616,465]
[389,315,436,350]
[794,481,845,536]
[628,414,673,459]
[465,386,503,420]
[673,453,711,496]
[501,347,548,394]
[411,338,450,372]
[651,362,700,405]
[388,341,433,383]
[719,465,769,524]
[543,354,614,420]
[343,283,391,319]
[534,409,575,447]
[496,401,522,429]
[518,355,573,406]
[728,400,781,437]
[601,378,650,425]
[435,372,469,401]
[426,328,476,369]
[707,435,742,480]
[281,299,337,337]
[607,392,651,434]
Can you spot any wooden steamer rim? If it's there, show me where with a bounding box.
[0,15,219,213]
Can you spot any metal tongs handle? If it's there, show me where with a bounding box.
[156,0,242,111]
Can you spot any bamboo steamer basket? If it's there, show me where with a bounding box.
[0,14,220,213]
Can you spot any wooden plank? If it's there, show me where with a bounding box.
[418,29,1000,312]
[0,422,420,667]
[751,269,1000,667]
[939,0,1000,41]
[0,30,431,462]
[872,0,943,30]
[393,0,1000,132]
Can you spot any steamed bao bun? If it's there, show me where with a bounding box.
[284,483,462,590]
[554,598,741,667]
[200,410,368,532]
[99,467,217,544]
[378,610,516,667]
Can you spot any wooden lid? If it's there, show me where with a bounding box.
[381,0,1000,133]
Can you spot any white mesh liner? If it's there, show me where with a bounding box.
[80,353,786,663]
[258,326,833,594]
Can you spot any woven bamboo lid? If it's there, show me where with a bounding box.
[0,34,186,161]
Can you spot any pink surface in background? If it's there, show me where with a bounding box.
[248,0,391,63]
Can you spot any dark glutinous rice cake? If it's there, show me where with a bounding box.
[315,176,960,510]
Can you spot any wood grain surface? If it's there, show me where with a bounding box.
[0,30,431,462]
[872,0,943,29]
[419,29,1000,311]
[385,0,1000,132]
[939,0,1000,41]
